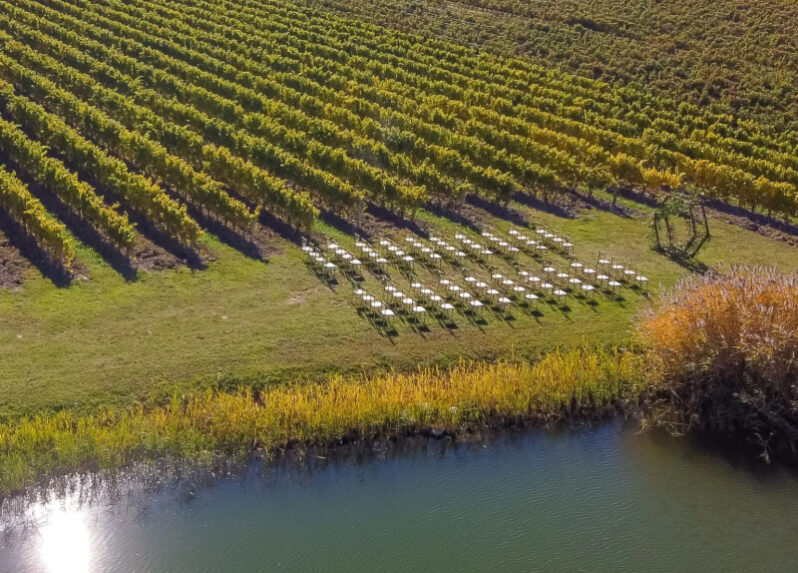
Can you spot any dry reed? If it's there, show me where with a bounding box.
[638,266,798,457]
[0,349,642,496]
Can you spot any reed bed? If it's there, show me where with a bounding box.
[638,267,798,458]
[0,349,642,496]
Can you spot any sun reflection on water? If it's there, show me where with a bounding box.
[35,501,91,573]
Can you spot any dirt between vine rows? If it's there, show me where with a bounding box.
[130,242,184,272]
[0,232,27,290]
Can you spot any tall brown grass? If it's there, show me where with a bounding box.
[0,349,642,496]
[638,266,798,459]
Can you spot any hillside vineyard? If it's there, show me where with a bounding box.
[0,0,796,267]
[309,0,798,133]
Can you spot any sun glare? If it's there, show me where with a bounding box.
[38,507,91,573]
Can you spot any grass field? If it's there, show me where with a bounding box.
[0,0,796,426]
[1,192,796,420]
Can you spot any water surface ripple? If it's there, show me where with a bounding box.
[2,424,798,572]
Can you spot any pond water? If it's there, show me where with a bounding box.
[3,424,798,572]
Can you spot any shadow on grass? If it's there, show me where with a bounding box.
[22,175,139,281]
[0,209,73,287]
[526,307,545,323]
[401,312,432,337]
[459,307,488,332]
[305,261,339,291]
[342,268,365,285]
[512,191,576,219]
[320,209,373,240]
[570,190,634,218]
[425,202,482,232]
[431,311,459,334]
[258,210,304,247]
[655,246,709,274]
[543,299,572,320]
[616,187,660,208]
[367,204,428,237]
[489,307,516,327]
[133,207,206,270]
[360,310,399,342]
[575,295,601,313]
[466,195,528,226]
[185,204,262,263]
[35,155,205,272]
[705,198,798,239]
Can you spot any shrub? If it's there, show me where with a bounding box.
[638,266,798,459]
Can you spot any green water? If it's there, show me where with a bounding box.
[3,424,798,572]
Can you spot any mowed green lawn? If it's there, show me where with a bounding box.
[1,198,795,419]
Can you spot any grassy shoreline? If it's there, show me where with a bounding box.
[0,348,643,497]
[4,267,797,498]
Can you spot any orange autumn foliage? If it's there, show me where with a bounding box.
[638,267,798,455]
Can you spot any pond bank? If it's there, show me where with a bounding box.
[0,348,643,497]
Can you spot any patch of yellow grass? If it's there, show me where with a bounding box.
[0,349,642,496]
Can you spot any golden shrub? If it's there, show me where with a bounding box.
[639,266,798,386]
[638,267,798,451]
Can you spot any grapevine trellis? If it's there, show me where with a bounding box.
[0,0,794,270]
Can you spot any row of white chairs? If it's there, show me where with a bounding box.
[323,242,363,275]
[353,240,392,272]
[380,285,430,322]
[503,230,551,256]
[501,226,649,290]
[506,225,649,289]
[375,238,416,270]
[352,288,426,326]
[508,226,574,255]
[408,278,488,317]
[426,235,469,265]
[595,254,649,288]
[353,288,387,312]
[423,275,545,315]
[301,244,339,280]
[401,236,445,268]
[480,230,521,259]
[450,233,498,262]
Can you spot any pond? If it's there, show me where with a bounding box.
[3,423,798,572]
